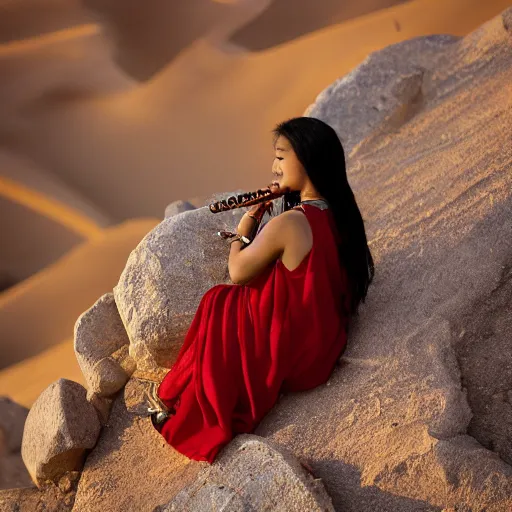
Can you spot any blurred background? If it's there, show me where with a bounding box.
[0,0,510,406]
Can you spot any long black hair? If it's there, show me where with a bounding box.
[271,116,374,317]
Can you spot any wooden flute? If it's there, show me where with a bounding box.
[209,182,287,214]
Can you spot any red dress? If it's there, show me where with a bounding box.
[156,202,352,463]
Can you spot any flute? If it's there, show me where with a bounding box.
[209,182,287,214]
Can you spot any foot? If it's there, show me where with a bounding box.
[150,410,170,431]
[146,382,170,414]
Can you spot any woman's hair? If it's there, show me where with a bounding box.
[271,116,374,317]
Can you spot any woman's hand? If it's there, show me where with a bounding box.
[236,201,272,237]
[236,182,280,237]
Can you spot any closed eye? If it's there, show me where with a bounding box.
[274,156,283,160]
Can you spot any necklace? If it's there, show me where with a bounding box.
[300,198,329,209]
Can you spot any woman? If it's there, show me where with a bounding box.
[150,116,374,464]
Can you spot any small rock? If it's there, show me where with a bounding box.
[58,474,73,494]
[164,200,196,218]
[87,392,114,426]
[21,379,101,487]
[74,293,135,397]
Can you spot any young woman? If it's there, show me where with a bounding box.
[150,116,375,464]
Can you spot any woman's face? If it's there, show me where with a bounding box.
[272,135,306,193]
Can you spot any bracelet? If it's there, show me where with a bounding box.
[229,234,251,245]
[216,230,251,245]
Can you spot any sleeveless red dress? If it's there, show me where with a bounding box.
[155,202,352,463]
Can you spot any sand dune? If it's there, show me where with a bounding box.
[0,0,90,44]
[0,339,83,407]
[230,0,410,51]
[1,0,509,223]
[0,219,158,369]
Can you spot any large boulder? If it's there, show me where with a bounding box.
[253,7,512,511]
[21,379,101,487]
[113,199,246,371]
[159,434,334,511]
[304,34,459,157]
[74,293,136,398]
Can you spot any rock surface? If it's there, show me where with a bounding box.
[0,397,32,490]
[74,293,135,398]
[113,203,246,370]
[0,397,28,454]
[159,434,334,512]
[72,392,202,512]
[0,472,80,511]
[21,379,101,487]
[164,200,197,219]
[253,7,512,511]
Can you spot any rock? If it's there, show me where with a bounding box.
[123,377,154,416]
[0,397,32,490]
[72,392,201,512]
[0,453,33,491]
[306,34,460,156]
[74,293,135,397]
[0,397,29,454]
[159,434,334,511]
[451,263,512,465]
[433,435,512,508]
[86,392,114,426]
[252,7,512,510]
[21,379,101,487]
[164,200,196,218]
[113,200,246,371]
[0,472,79,511]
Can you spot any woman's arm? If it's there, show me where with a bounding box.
[228,213,292,285]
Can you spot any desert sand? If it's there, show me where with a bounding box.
[0,219,158,370]
[1,0,510,224]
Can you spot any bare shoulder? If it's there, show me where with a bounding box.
[273,208,309,234]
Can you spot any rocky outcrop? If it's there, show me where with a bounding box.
[0,397,32,490]
[21,379,101,487]
[113,204,245,371]
[0,397,28,455]
[304,34,459,157]
[159,435,334,512]
[255,7,512,511]
[11,7,512,511]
